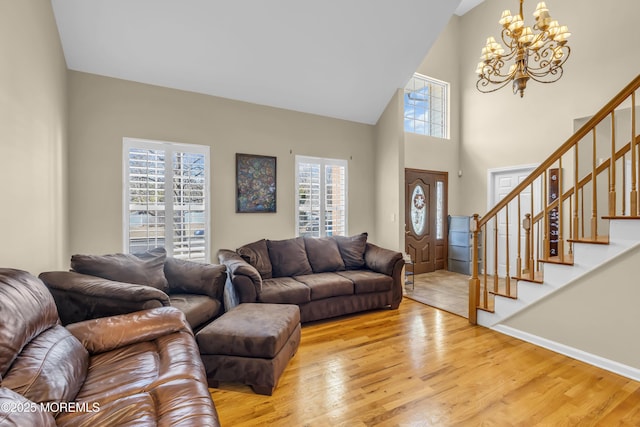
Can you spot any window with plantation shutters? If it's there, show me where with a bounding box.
[296,156,347,238]
[123,138,210,262]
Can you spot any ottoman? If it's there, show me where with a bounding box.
[196,303,301,395]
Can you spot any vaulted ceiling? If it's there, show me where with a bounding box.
[52,0,483,124]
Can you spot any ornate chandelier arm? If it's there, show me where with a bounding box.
[477,76,517,94]
[527,44,570,80]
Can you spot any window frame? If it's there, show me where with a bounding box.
[122,137,211,262]
[295,155,348,238]
[403,73,450,139]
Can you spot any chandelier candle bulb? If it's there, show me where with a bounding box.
[554,26,571,44]
[518,27,534,46]
[499,10,513,26]
[508,14,524,34]
[475,0,571,97]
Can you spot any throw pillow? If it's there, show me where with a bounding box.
[70,247,169,293]
[334,232,368,269]
[304,237,345,273]
[267,237,313,277]
[237,239,273,279]
[164,258,226,300]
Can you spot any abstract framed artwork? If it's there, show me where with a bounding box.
[236,153,277,213]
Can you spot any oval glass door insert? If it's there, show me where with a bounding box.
[411,185,426,235]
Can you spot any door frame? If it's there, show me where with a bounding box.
[486,163,539,276]
[487,163,539,211]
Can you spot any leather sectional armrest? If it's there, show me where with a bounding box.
[66,306,191,354]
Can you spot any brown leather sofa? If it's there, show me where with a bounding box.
[39,248,226,331]
[0,268,220,426]
[218,233,404,323]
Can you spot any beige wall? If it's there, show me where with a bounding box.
[504,244,640,369]
[425,0,640,370]
[67,71,375,260]
[0,0,68,273]
[406,15,462,216]
[373,90,404,251]
[457,0,640,216]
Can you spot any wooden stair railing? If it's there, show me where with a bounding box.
[469,74,640,325]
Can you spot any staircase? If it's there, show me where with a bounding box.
[469,74,640,327]
[477,218,640,326]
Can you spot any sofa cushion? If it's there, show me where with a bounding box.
[259,277,311,304]
[71,247,169,293]
[336,270,393,294]
[0,387,56,426]
[293,272,354,300]
[237,239,273,279]
[334,233,368,269]
[2,325,88,409]
[169,294,221,329]
[267,237,313,277]
[63,329,218,426]
[0,269,60,378]
[304,237,345,273]
[164,258,225,300]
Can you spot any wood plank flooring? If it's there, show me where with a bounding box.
[209,298,640,426]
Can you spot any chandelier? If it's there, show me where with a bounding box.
[476,0,571,97]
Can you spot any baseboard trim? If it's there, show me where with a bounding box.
[493,325,640,382]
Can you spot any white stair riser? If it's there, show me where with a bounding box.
[540,262,585,286]
[609,219,640,242]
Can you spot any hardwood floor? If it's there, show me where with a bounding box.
[210,298,640,426]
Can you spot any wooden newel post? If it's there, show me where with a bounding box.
[468,213,480,325]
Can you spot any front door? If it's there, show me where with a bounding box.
[405,169,448,274]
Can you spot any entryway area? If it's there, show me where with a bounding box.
[403,168,469,317]
[404,270,469,318]
[403,164,540,318]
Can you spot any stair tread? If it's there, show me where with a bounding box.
[568,235,609,244]
[602,215,640,220]
[512,271,544,283]
[489,290,517,299]
[539,254,574,265]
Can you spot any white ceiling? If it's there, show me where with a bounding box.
[52,0,481,125]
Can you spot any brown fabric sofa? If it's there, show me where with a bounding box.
[218,233,404,323]
[39,248,226,331]
[0,268,220,426]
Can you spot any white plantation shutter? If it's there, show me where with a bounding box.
[324,162,346,236]
[124,138,210,262]
[127,147,166,251]
[296,156,347,237]
[171,151,207,261]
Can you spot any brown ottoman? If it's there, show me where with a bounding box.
[196,303,301,395]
